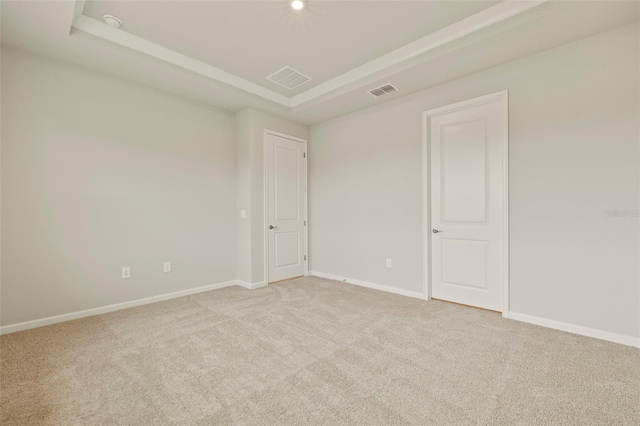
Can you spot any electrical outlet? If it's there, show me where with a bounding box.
[121,266,131,279]
[386,258,392,268]
[163,261,171,273]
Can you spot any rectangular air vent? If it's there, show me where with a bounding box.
[267,66,311,90]
[368,83,398,97]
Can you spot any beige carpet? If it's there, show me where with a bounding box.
[1,276,639,425]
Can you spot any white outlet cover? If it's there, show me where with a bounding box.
[163,261,171,273]
[122,266,131,279]
[386,258,392,268]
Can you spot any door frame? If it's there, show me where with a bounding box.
[421,90,509,316]
[263,129,309,285]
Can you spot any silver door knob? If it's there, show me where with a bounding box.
[432,229,443,233]
[269,225,278,230]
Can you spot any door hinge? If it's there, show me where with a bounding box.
[303,152,306,158]
[304,255,307,261]
[304,220,306,226]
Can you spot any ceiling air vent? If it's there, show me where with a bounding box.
[368,83,398,98]
[267,66,311,90]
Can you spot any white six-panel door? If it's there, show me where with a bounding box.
[428,94,507,312]
[266,132,307,283]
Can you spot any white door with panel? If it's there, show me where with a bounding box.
[429,95,506,311]
[266,132,307,283]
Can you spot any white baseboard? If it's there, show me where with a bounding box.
[0,279,240,336]
[310,271,425,300]
[506,312,640,348]
[236,280,267,290]
[311,271,638,348]
[4,275,635,350]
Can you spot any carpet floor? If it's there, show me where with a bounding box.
[1,276,639,425]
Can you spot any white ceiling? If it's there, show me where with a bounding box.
[291,0,640,123]
[82,0,500,96]
[1,1,638,125]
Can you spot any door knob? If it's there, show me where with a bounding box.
[269,225,278,230]
[432,229,443,233]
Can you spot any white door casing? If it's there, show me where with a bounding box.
[265,130,308,283]
[423,92,509,313]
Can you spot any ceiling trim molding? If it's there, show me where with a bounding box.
[67,0,86,35]
[289,0,548,108]
[71,14,291,107]
[69,0,547,110]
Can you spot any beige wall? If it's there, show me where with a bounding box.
[235,108,309,284]
[309,24,640,338]
[1,48,237,326]
[235,109,252,284]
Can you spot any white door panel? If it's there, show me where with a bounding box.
[430,97,506,311]
[275,232,300,268]
[441,238,488,290]
[441,119,487,223]
[274,145,300,221]
[267,133,306,283]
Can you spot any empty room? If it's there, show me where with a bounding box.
[1,0,639,424]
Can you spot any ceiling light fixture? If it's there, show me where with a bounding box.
[103,14,123,29]
[291,0,304,11]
